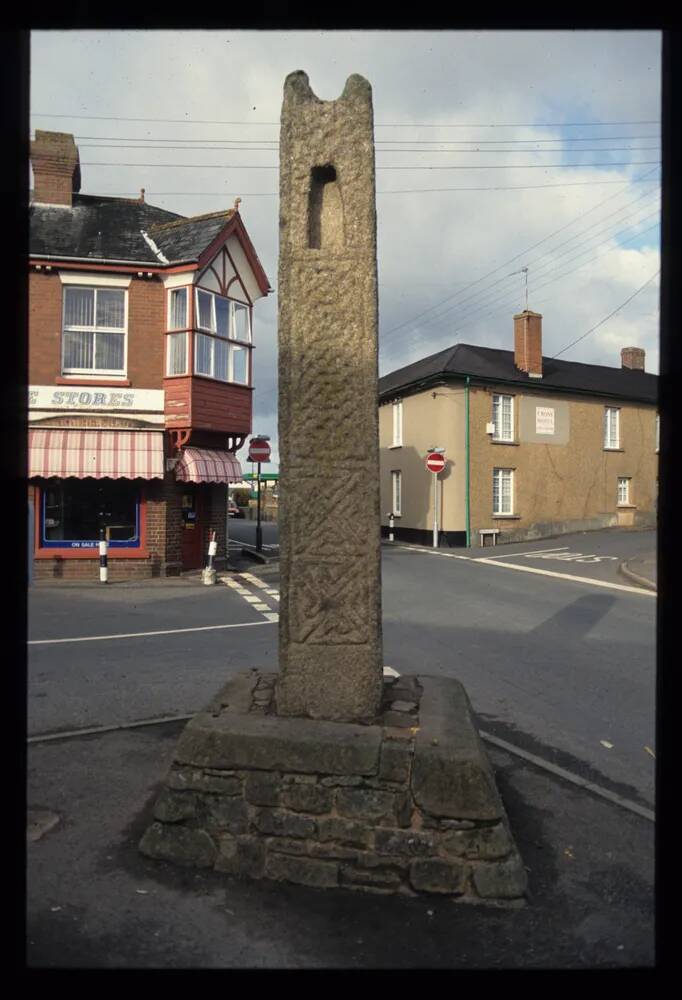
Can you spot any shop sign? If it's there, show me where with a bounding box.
[535,406,555,435]
[28,385,164,412]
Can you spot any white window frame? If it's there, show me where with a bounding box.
[492,393,514,442]
[493,468,514,516]
[604,407,620,450]
[617,477,631,506]
[392,400,403,447]
[168,287,188,331]
[193,288,252,385]
[391,470,402,516]
[61,285,128,377]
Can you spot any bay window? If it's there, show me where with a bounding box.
[193,289,252,384]
[62,286,126,375]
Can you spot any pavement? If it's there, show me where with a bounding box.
[27,715,654,969]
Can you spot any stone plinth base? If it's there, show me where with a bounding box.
[139,672,527,904]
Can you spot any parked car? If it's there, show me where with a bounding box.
[228,500,244,518]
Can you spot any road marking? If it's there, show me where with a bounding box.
[472,546,570,560]
[382,667,654,823]
[473,556,655,595]
[479,730,655,823]
[253,603,270,611]
[263,612,279,622]
[28,620,275,646]
[395,542,653,594]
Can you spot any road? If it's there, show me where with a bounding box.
[28,527,656,811]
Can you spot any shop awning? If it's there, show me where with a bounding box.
[29,429,164,480]
[174,447,243,483]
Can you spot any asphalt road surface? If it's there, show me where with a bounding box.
[28,528,656,811]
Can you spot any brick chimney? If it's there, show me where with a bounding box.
[30,130,81,207]
[621,346,645,371]
[513,310,543,378]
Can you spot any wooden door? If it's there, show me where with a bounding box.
[180,487,206,570]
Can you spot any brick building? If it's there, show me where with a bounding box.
[379,310,658,547]
[28,131,271,581]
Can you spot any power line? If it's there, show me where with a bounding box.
[381,219,661,360]
[78,159,661,170]
[379,166,660,339]
[76,143,661,155]
[66,133,661,145]
[388,197,661,339]
[399,209,661,344]
[90,177,662,197]
[32,112,661,127]
[551,270,660,358]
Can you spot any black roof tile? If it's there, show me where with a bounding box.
[29,194,183,263]
[379,342,657,404]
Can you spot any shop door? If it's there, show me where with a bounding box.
[180,487,206,570]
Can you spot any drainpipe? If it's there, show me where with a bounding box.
[465,376,471,548]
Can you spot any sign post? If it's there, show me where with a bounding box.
[248,436,271,553]
[426,448,446,549]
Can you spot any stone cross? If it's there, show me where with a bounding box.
[276,71,383,723]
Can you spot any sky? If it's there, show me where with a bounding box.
[30,30,662,470]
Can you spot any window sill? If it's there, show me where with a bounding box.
[617,503,637,509]
[57,376,131,386]
[491,513,521,519]
[389,444,402,450]
[603,447,624,452]
[491,438,519,446]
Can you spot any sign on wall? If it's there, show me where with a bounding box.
[28,386,164,412]
[535,406,555,435]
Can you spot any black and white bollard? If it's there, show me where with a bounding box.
[202,530,217,585]
[99,528,108,584]
[388,512,394,543]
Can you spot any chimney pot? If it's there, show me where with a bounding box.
[621,346,645,371]
[513,310,543,377]
[30,130,81,207]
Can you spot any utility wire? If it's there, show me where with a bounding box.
[32,112,661,126]
[91,177,661,197]
[76,143,661,154]
[379,165,660,338]
[391,210,661,346]
[385,221,660,361]
[551,270,660,358]
[78,159,661,170]
[385,197,661,339]
[67,133,661,145]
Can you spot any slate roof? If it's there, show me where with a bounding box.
[379,342,658,405]
[29,194,236,266]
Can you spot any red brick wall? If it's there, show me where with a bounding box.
[28,270,165,388]
[513,311,543,377]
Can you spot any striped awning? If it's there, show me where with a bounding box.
[29,429,164,480]
[175,447,243,483]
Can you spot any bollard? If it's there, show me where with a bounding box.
[99,528,108,584]
[388,512,394,543]
[202,530,217,585]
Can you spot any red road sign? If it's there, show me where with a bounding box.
[248,438,271,462]
[426,452,445,473]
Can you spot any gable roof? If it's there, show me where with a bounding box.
[379,342,658,405]
[29,194,183,263]
[29,196,271,293]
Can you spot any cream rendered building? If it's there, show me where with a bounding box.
[379,312,658,547]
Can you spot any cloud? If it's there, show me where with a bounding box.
[30,30,662,467]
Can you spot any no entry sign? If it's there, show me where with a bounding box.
[426,451,445,473]
[249,438,271,463]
